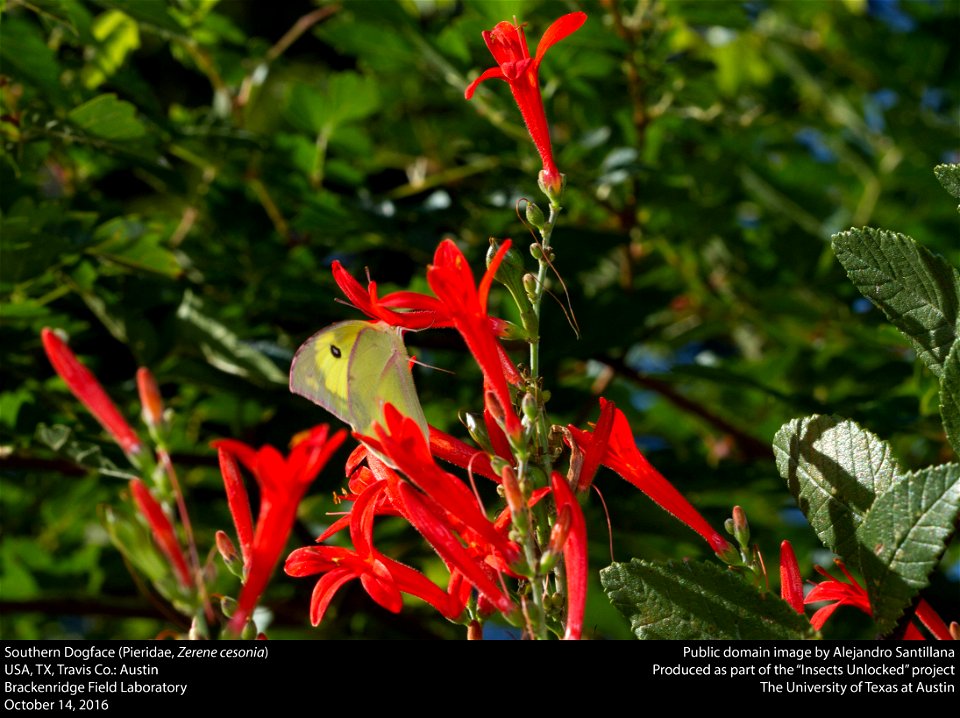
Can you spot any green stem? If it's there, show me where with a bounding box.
[515,456,547,640]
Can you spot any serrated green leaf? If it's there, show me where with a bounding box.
[601,559,814,639]
[773,415,900,563]
[832,227,960,378]
[942,341,960,456]
[176,290,286,386]
[934,163,960,201]
[856,464,960,635]
[68,94,146,141]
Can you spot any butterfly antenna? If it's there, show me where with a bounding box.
[408,355,455,375]
[591,483,616,563]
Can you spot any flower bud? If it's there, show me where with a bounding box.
[521,392,538,422]
[220,594,238,618]
[731,505,750,546]
[715,542,741,566]
[487,237,526,287]
[525,200,546,229]
[538,169,565,203]
[501,466,525,517]
[489,455,511,476]
[539,549,558,575]
[523,273,538,301]
[241,618,258,640]
[136,367,164,429]
[216,530,244,578]
[459,410,494,454]
[548,506,573,555]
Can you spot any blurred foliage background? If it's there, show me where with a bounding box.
[1,0,958,640]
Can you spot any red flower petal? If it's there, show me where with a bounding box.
[218,448,255,572]
[41,328,142,456]
[465,66,506,99]
[534,12,587,65]
[310,568,356,625]
[570,399,730,553]
[779,540,804,614]
[551,472,587,640]
[395,481,513,614]
[428,426,501,482]
[129,479,192,589]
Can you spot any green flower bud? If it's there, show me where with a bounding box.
[525,201,546,229]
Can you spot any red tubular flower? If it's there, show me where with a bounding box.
[576,397,615,491]
[804,562,872,631]
[427,239,521,437]
[465,12,587,193]
[286,480,458,624]
[779,540,804,614]
[551,472,587,640]
[365,404,519,567]
[213,425,347,629]
[915,600,953,641]
[217,448,255,573]
[331,261,452,331]
[41,328,142,456]
[569,398,731,553]
[428,426,501,482]
[129,479,192,589]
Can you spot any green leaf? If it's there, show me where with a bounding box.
[0,18,64,101]
[832,227,960,378]
[88,216,181,277]
[175,290,287,386]
[81,9,141,89]
[34,423,135,479]
[773,415,900,563]
[68,94,146,141]
[942,341,960,456]
[286,73,380,135]
[934,163,960,201]
[856,464,960,635]
[601,559,814,639]
[91,0,183,34]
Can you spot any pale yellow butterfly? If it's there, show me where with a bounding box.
[289,320,429,446]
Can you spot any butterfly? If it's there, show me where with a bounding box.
[289,320,429,446]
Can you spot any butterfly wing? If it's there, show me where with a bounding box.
[289,320,365,428]
[290,320,428,441]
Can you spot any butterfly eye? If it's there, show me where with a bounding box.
[330,345,342,358]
